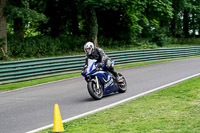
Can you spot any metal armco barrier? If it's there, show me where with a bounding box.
[0,46,200,84]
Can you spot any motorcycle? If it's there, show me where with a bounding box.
[81,59,127,100]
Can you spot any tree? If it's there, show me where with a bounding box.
[171,0,200,38]
[83,0,140,45]
[39,0,80,37]
[84,4,98,46]
[183,8,190,37]
[137,0,173,45]
[12,0,24,41]
[0,0,8,58]
[6,0,47,40]
[170,0,185,37]
[189,0,200,37]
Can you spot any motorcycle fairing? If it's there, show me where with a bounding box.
[81,59,119,95]
[89,70,119,95]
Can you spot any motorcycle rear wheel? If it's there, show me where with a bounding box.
[87,81,103,100]
[117,73,127,93]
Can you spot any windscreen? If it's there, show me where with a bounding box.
[87,59,97,67]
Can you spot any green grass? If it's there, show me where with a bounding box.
[0,73,80,91]
[38,76,200,133]
[0,56,199,91]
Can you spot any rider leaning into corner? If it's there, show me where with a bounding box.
[84,41,123,83]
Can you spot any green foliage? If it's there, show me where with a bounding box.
[6,6,47,23]
[6,0,47,23]
[7,35,86,58]
[6,34,199,59]
[150,28,170,46]
[136,40,158,49]
[98,36,129,48]
[3,0,200,60]
[171,0,200,37]
[170,38,200,45]
[6,0,47,38]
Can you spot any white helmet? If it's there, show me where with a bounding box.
[84,42,94,55]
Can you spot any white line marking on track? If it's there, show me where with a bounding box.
[26,72,200,133]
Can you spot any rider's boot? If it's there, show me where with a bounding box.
[116,74,123,83]
[107,67,123,83]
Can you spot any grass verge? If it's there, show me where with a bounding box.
[0,56,199,91]
[38,76,200,133]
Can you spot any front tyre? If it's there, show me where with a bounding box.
[117,73,127,93]
[87,81,103,100]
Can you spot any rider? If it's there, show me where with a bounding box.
[84,42,123,82]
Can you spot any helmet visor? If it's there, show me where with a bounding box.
[85,48,90,53]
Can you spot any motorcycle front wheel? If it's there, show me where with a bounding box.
[87,81,103,100]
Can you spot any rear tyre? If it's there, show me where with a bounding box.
[117,73,127,93]
[87,80,103,100]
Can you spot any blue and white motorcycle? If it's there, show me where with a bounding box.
[81,59,127,100]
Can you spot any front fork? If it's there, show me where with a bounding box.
[86,76,100,89]
[95,76,100,89]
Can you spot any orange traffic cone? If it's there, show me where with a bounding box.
[52,104,64,133]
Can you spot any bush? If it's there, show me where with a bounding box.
[5,34,200,60]
[170,38,200,45]
[136,39,158,49]
[7,35,87,58]
[98,36,130,48]
[149,28,170,47]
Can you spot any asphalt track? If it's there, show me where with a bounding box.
[0,57,200,133]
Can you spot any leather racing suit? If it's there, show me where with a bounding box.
[85,47,118,78]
